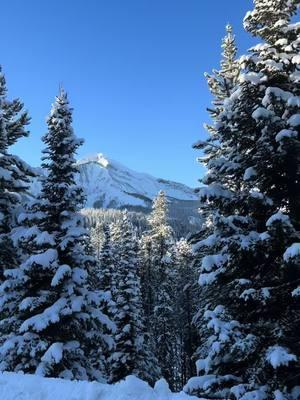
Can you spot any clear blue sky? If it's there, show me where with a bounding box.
[2,0,256,187]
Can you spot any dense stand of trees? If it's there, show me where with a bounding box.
[0,1,299,399]
[89,192,199,388]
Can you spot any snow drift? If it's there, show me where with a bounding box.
[0,372,197,400]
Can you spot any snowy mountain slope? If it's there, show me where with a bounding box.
[0,372,197,400]
[30,153,198,210]
[76,154,197,208]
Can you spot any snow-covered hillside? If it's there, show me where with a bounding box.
[30,153,198,209]
[0,372,197,400]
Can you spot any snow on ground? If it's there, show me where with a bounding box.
[0,372,197,400]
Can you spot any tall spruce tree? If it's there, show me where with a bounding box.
[173,238,199,389]
[140,191,177,388]
[109,211,160,384]
[205,24,240,106]
[140,191,174,326]
[185,2,300,399]
[0,90,113,380]
[0,66,33,281]
[97,224,115,294]
[90,221,104,260]
[87,223,116,380]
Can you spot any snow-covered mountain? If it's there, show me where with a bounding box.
[30,153,198,210]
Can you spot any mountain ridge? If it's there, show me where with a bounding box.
[30,153,198,211]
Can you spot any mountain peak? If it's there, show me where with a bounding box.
[76,153,197,209]
[77,153,111,168]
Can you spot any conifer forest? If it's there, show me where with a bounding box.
[0,1,299,399]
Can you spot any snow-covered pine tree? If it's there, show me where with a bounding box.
[173,238,199,389]
[90,221,104,260]
[205,24,240,106]
[0,90,113,380]
[97,224,115,293]
[0,66,33,282]
[183,21,246,400]
[109,211,160,384]
[194,23,240,162]
[87,223,116,379]
[185,2,300,399]
[188,23,241,268]
[139,234,154,330]
[140,191,174,325]
[140,191,177,388]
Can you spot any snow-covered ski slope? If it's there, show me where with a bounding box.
[0,372,197,400]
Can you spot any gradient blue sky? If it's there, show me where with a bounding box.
[2,0,256,187]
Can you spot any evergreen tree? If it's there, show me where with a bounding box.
[140,191,177,388]
[0,90,113,380]
[90,221,104,260]
[109,211,160,384]
[186,2,300,399]
[140,191,174,326]
[0,66,33,281]
[205,24,240,106]
[139,234,154,331]
[88,223,116,379]
[97,224,115,293]
[173,239,199,389]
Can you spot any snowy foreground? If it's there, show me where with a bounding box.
[0,372,197,400]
